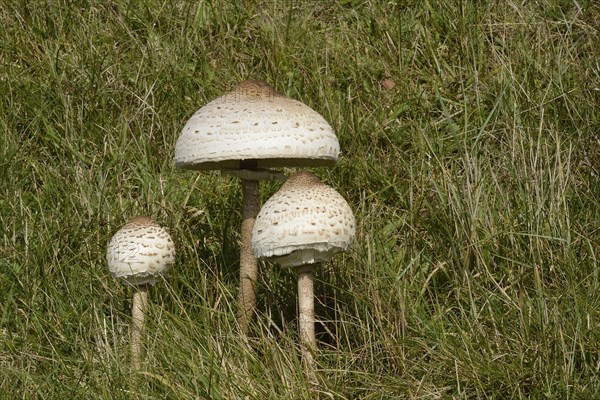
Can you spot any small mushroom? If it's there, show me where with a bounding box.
[251,171,355,379]
[175,80,340,335]
[106,216,175,370]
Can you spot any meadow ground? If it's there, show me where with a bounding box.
[1,1,599,398]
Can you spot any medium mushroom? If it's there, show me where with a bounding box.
[251,171,355,377]
[175,80,339,335]
[106,216,176,370]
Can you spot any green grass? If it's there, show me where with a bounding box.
[1,0,599,398]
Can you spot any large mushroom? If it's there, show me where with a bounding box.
[251,171,355,378]
[106,216,176,370]
[175,80,339,335]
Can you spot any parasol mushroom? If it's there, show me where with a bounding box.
[106,216,175,370]
[251,171,355,379]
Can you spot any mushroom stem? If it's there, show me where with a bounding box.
[131,284,148,371]
[298,263,317,381]
[238,177,260,335]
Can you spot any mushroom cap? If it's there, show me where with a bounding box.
[252,171,355,268]
[106,216,176,286]
[174,80,339,175]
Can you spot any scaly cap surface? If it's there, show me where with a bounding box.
[252,171,355,267]
[107,216,176,286]
[175,80,339,176]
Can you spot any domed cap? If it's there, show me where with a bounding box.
[252,171,355,268]
[107,216,176,286]
[174,80,340,176]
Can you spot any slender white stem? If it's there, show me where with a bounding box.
[298,264,317,383]
[238,178,260,336]
[131,284,148,371]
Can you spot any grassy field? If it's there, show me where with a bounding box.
[1,0,599,398]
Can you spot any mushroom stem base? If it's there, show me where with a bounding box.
[298,263,317,383]
[238,178,260,336]
[131,284,148,371]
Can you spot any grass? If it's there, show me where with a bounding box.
[1,0,599,398]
